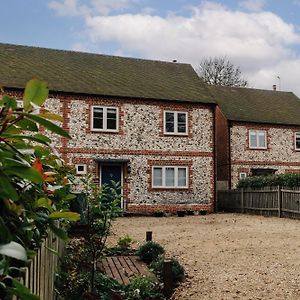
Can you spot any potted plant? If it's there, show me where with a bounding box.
[199,209,207,215]
[186,209,194,216]
[176,210,186,217]
[153,211,164,217]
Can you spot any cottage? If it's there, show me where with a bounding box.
[211,85,300,189]
[0,43,216,213]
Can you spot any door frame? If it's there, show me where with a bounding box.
[99,163,124,209]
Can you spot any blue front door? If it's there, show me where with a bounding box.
[101,165,122,187]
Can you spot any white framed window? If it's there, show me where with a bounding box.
[152,166,188,188]
[249,129,267,149]
[295,132,300,150]
[16,100,24,108]
[239,172,247,180]
[75,164,87,175]
[164,111,188,135]
[91,106,118,132]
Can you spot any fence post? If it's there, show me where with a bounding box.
[163,260,173,298]
[146,231,152,242]
[278,185,282,218]
[241,188,244,214]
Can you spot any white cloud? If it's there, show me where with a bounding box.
[239,0,266,12]
[48,0,79,16]
[49,0,139,16]
[89,0,139,15]
[49,1,300,95]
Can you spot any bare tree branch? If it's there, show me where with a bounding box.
[197,56,248,87]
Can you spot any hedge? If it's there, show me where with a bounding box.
[237,173,300,189]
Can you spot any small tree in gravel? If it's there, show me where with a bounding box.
[80,175,122,292]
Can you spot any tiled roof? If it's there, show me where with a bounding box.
[0,43,214,104]
[209,85,300,126]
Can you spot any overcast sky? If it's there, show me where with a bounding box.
[2,0,300,95]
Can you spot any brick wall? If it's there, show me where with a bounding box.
[230,122,300,187]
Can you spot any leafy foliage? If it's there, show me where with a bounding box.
[136,242,165,264]
[150,256,185,285]
[0,79,79,299]
[125,276,163,300]
[94,273,125,300]
[197,56,248,87]
[237,173,300,188]
[56,175,122,296]
[80,175,122,291]
[105,234,134,256]
[55,238,90,300]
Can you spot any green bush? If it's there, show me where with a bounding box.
[150,256,185,284]
[94,273,125,300]
[237,173,300,189]
[125,276,163,300]
[117,234,133,251]
[136,242,165,264]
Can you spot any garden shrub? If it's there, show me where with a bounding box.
[150,256,185,284]
[94,273,125,300]
[136,242,165,264]
[0,79,80,299]
[117,234,133,252]
[125,276,163,300]
[237,173,300,189]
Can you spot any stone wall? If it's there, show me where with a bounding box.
[230,122,300,187]
[45,94,215,212]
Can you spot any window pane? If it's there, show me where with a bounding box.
[94,107,103,118]
[166,122,174,132]
[107,118,117,130]
[107,108,117,119]
[177,113,187,133]
[93,107,103,129]
[178,168,187,187]
[178,113,186,123]
[106,108,117,130]
[258,132,266,148]
[165,112,174,133]
[296,133,300,149]
[165,167,175,186]
[178,124,186,133]
[153,168,162,186]
[249,131,257,147]
[165,112,174,122]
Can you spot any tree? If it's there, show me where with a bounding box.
[197,57,248,87]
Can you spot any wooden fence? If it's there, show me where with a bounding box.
[217,186,300,219]
[13,230,65,300]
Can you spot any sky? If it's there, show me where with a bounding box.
[2,0,300,95]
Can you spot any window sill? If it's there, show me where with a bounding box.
[163,133,189,137]
[90,129,119,133]
[248,147,268,150]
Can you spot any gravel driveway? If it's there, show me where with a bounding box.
[107,213,300,299]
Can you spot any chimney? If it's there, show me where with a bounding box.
[273,84,277,91]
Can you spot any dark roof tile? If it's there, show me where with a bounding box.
[209,85,300,126]
[0,43,214,104]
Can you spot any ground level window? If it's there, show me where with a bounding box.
[75,164,87,175]
[152,166,188,188]
[239,172,247,180]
